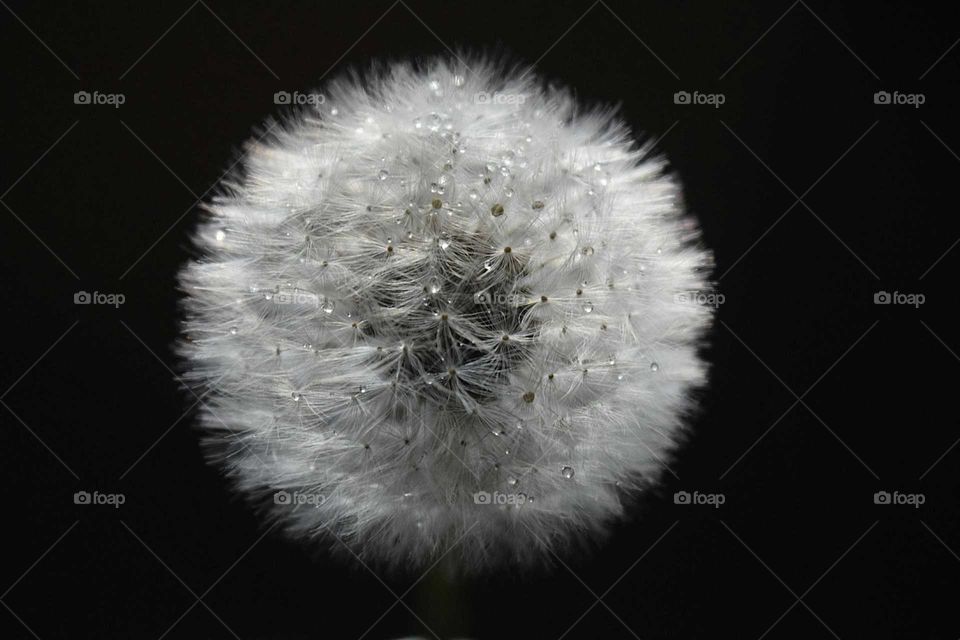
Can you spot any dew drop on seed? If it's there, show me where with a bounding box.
[413,117,422,129]
[322,299,335,314]
[507,477,518,486]
[468,189,479,200]
[561,466,575,479]
[291,392,301,402]
[582,301,594,313]
[650,362,660,372]
[378,169,389,181]
[582,246,594,256]
[228,327,238,335]
[428,277,441,294]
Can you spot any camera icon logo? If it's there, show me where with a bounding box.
[74,491,91,504]
[74,291,91,304]
[474,91,491,105]
[873,291,891,304]
[274,91,291,105]
[274,491,292,504]
[873,491,891,505]
[473,491,491,504]
[674,91,691,105]
[673,490,691,504]
[874,91,891,105]
[74,91,91,104]
[474,291,491,304]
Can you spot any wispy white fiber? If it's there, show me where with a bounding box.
[179,57,715,571]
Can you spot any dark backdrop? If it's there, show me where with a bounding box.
[1,1,957,638]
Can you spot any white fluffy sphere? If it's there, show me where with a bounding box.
[179,57,715,571]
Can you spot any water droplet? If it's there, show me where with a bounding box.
[428,277,441,294]
[322,299,335,314]
[291,392,301,402]
[413,117,422,129]
[582,301,594,313]
[453,74,465,87]
[582,246,594,256]
[507,477,518,486]
[491,203,505,217]
[650,362,660,372]
[561,466,575,479]
[357,385,367,395]
[215,228,227,243]
[468,189,479,200]
[228,327,238,335]
[378,169,389,181]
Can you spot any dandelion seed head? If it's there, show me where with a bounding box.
[179,57,715,572]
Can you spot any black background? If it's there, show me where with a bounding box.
[2,1,958,638]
